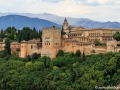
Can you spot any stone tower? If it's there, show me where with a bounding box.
[20,40,27,58]
[63,18,69,33]
[41,26,61,58]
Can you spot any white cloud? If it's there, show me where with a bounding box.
[74,0,117,6]
[0,0,119,22]
[42,0,64,3]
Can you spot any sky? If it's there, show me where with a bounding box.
[0,0,120,22]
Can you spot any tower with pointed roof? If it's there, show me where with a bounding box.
[63,18,69,33]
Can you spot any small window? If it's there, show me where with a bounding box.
[31,45,33,49]
[45,37,50,39]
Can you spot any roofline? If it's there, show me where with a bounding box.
[42,27,60,30]
[69,28,120,32]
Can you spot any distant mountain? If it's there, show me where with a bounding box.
[0,12,83,25]
[0,12,120,29]
[75,19,120,28]
[0,15,61,30]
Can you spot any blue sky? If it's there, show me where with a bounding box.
[0,0,120,22]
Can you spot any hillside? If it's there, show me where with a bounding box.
[0,15,61,30]
[0,51,120,90]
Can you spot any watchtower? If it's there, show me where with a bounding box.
[20,40,27,58]
[41,26,61,58]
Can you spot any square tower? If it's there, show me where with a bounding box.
[41,26,61,58]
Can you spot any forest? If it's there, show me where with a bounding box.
[0,50,120,90]
[0,27,120,90]
[0,26,42,43]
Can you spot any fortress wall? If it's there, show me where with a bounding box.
[28,49,41,56]
[27,43,38,55]
[10,43,20,54]
[63,42,94,54]
[83,46,93,54]
[93,46,107,49]
[115,47,120,52]
[94,48,107,53]
[82,45,107,54]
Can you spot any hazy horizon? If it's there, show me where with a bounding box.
[0,0,119,22]
[0,12,120,23]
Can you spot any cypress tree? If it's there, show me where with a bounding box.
[1,29,4,39]
[75,50,81,57]
[56,49,64,57]
[4,38,11,55]
[38,30,42,42]
[82,52,85,61]
[61,26,66,35]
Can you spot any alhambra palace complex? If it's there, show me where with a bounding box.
[1,18,120,58]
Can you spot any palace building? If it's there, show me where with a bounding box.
[63,18,120,42]
[0,18,120,58]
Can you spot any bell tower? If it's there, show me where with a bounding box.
[63,18,69,33]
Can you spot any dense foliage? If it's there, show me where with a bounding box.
[94,39,106,46]
[0,51,120,90]
[0,27,42,42]
[113,32,120,41]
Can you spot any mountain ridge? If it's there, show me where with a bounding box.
[0,15,61,30]
[0,12,120,29]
